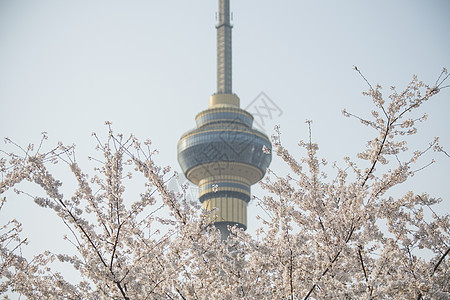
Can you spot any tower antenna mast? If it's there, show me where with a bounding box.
[217,0,232,94]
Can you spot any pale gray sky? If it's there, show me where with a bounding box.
[1,0,449,279]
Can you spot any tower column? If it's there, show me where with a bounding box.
[199,175,250,230]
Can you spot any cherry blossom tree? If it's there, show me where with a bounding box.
[1,69,449,299]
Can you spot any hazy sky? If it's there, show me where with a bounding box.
[1,0,449,278]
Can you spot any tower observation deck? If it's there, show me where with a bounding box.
[177,0,272,239]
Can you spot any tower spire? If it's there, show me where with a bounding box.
[217,0,232,94]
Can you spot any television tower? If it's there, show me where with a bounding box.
[177,0,271,239]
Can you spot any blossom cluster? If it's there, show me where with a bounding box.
[0,71,449,299]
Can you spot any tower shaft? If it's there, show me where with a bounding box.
[217,0,232,94]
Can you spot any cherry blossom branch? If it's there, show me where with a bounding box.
[361,121,390,187]
[432,247,449,276]
[304,224,356,299]
[358,246,369,284]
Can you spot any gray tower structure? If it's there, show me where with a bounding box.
[177,0,272,239]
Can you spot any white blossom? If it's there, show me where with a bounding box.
[0,72,448,299]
